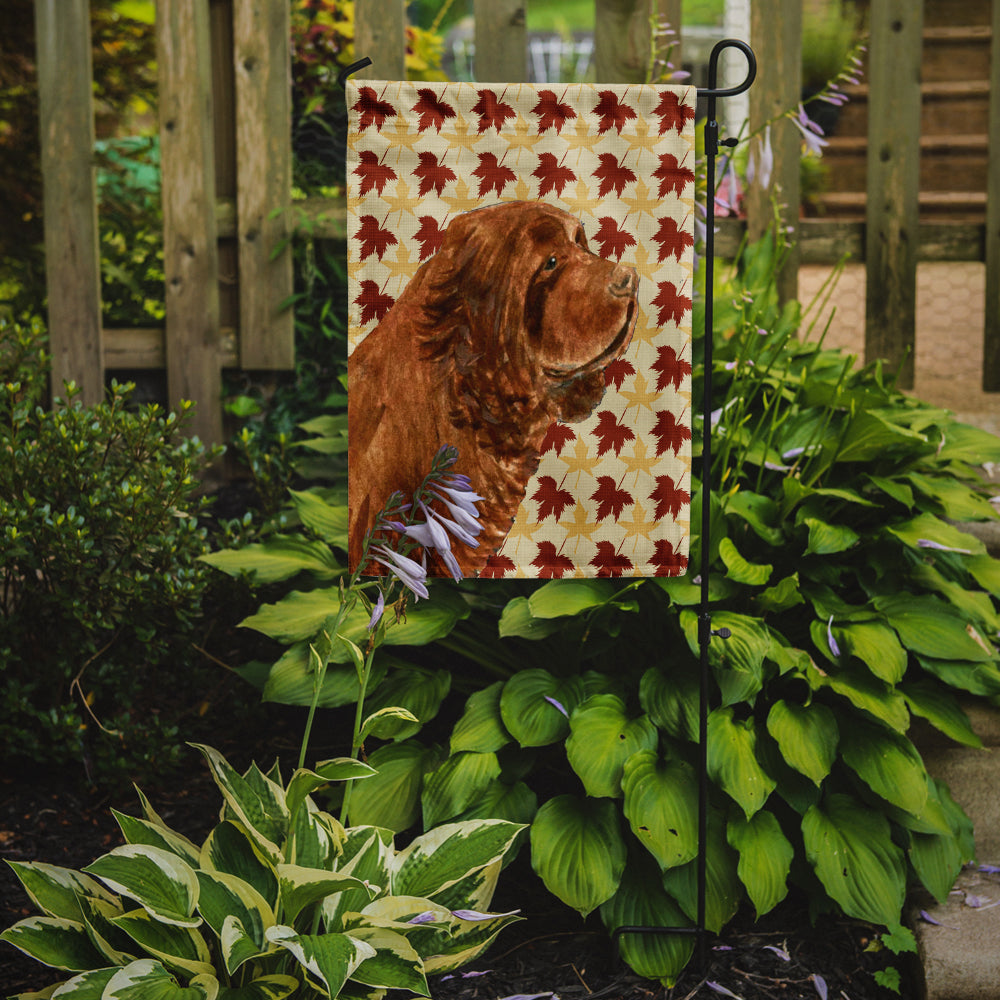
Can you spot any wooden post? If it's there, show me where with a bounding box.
[594,0,651,83]
[354,0,406,81]
[983,0,1000,390]
[864,0,923,389]
[157,0,223,444]
[34,0,104,405]
[474,0,527,82]
[747,0,801,305]
[233,0,294,369]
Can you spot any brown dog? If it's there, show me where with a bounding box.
[349,200,639,577]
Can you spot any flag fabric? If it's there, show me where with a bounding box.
[347,80,695,580]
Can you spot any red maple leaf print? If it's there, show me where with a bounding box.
[354,86,396,132]
[594,409,635,456]
[480,553,516,578]
[533,89,576,133]
[473,152,517,197]
[592,475,634,521]
[594,90,637,134]
[651,409,692,456]
[654,90,695,135]
[651,344,692,392]
[650,475,691,520]
[356,215,397,261]
[413,150,457,197]
[533,152,576,197]
[355,280,395,325]
[532,540,575,579]
[412,88,456,133]
[594,153,637,198]
[653,281,693,326]
[533,475,575,521]
[415,216,446,260]
[652,217,694,264]
[591,540,634,578]
[653,153,696,198]
[604,358,636,390]
[650,538,687,576]
[593,217,636,261]
[540,422,576,456]
[354,150,398,196]
[473,88,515,133]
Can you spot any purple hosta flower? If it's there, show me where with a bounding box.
[747,124,774,191]
[367,589,385,631]
[791,104,828,156]
[370,545,429,600]
[715,157,742,215]
[407,911,438,925]
[707,982,742,999]
[827,615,841,658]
[979,864,1000,874]
[917,538,973,555]
[544,695,569,718]
[451,908,521,921]
[763,944,791,962]
[811,974,828,1000]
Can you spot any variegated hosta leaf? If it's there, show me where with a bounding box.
[499,669,585,747]
[706,707,776,819]
[567,695,659,799]
[599,854,694,987]
[4,861,117,922]
[621,751,699,871]
[345,926,429,995]
[391,820,524,901]
[322,829,393,931]
[110,908,214,979]
[200,822,278,910]
[285,760,376,823]
[214,974,300,1000]
[726,810,793,917]
[195,871,274,974]
[0,915,107,971]
[529,795,626,917]
[77,894,136,966]
[288,801,343,870]
[112,810,202,868]
[265,925,375,998]
[102,958,218,999]
[277,864,375,925]
[838,717,929,817]
[421,751,501,829]
[765,700,838,786]
[43,965,118,997]
[83,845,200,928]
[802,793,906,926]
[425,859,501,916]
[450,681,511,754]
[420,906,522,975]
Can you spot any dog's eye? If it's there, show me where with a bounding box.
[544,256,558,271]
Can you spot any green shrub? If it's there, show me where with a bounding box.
[0,317,220,783]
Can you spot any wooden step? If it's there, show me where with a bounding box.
[922,25,993,83]
[813,190,987,222]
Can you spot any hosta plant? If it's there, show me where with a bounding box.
[1,743,523,999]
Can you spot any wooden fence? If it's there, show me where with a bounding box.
[34,0,1000,445]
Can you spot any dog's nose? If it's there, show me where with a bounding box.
[609,264,638,297]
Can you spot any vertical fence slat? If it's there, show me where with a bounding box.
[233,0,293,369]
[747,0,801,304]
[34,0,103,405]
[157,0,222,444]
[474,0,526,82]
[354,0,406,80]
[983,0,1000,390]
[864,0,923,389]
[594,0,651,83]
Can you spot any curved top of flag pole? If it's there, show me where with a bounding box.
[697,38,756,100]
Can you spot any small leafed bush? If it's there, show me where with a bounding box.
[0,317,218,782]
[1,744,524,998]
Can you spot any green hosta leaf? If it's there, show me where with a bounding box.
[362,667,451,740]
[807,660,910,732]
[200,822,278,910]
[839,718,928,816]
[112,812,201,868]
[909,827,966,905]
[566,695,657,798]
[599,853,694,987]
[718,537,772,585]
[802,793,906,926]
[216,975,299,1000]
[803,517,859,556]
[265,926,375,997]
[200,535,341,584]
[911,562,1000,633]
[765,701,838,786]
[499,670,584,747]
[527,578,620,618]
[347,740,442,832]
[639,663,699,742]
[621,751,698,870]
[83,846,200,928]
[277,865,374,925]
[4,862,118,923]
[836,621,907,684]
[866,474,914,509]
[967,553,1000,597]
[111,908,214,978]
[450,682,511,754]
[285,759,376,822]
[497,597,564,639]
[421,751,502,828]
[393,820,524,901]
[195,871,273,974]
[724,490,784,545]
[261,643,387,709]
[916,655,1000,697]
[936,421,1000,464]
[835,410,927,463]
[707,708,776,818]
[681,610,770,706]
[288,488,349,545]
[103,959,218,1000]
[453,779,538,827]
[661,811,741,933]
[346,926,428,994]
[901,680,982,748]
[886,512,985,557]
[530,795,626,917]
[875,594,995,662]
[0,916,107,971]
[727,811,793,918]
[906,472,998,522]
[756,573,804,614]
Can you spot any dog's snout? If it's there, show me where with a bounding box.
[609,264,638,297]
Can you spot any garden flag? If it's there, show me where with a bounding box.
[347,80,696,580]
